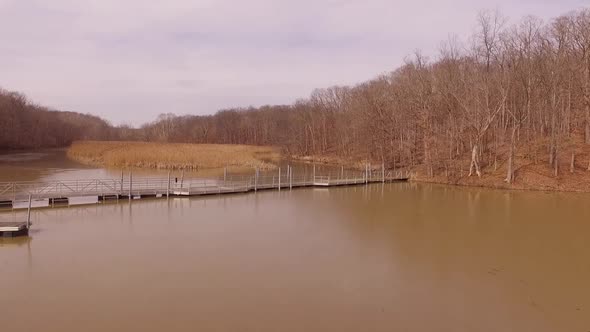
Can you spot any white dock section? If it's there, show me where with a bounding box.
[0,222,28,232]
[69,196,100,205]
[1,194,32,237]
[12,198,49,209]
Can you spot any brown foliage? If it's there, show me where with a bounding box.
[0,89,113,149]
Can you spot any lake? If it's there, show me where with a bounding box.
[0,150,589,331]
[0,149,345,183]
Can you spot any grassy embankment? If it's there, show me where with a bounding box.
[67,141,280,170]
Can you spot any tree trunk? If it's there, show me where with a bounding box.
[554,149,559,177]
[505,126,517,184]
[468,144,481,177]
[585,62,590,144]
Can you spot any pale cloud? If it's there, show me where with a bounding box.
[0,0,587,125]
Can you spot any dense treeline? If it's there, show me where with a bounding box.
[7,9,590,184]
[0,89,113,149]
[139,9,590,182]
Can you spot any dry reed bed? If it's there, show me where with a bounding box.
[67,141,280,170]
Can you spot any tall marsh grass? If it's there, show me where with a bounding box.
[67,141,280,170]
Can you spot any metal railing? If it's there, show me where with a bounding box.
[0,169,411,203]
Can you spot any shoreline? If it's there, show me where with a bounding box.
[4,145,585,194]
[291,154,590,194]
[410,177,590,194]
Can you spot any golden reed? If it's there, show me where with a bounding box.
[67,141,280,170]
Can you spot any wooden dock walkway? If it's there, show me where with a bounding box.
[0,169,411,211]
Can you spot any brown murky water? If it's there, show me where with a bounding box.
[1,183,589,331]
[0,149,337,183]
[0,149,248,182]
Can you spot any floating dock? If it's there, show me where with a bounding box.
[0,169,411,211]
[0,195,32,237]
[0,222,30,237]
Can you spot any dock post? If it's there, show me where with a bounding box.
[26,194,32,230]
[167,171,170,198]
[341,166,344,180]
[180,170,185,189]
[254,168,258,192]
[278,167,281,191]
[120,170,124,193]
[129,172,132,200]
[224,167,227,185]
[313,164,316,183]
[382,163,385,183]
[289,166,292,190]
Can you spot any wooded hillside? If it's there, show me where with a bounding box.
[0,89,114,149]
[139,9,590,183]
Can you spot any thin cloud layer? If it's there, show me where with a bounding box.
[0,0,586,125]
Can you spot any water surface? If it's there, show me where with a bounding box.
[1,183,589,331]
[0,149,342,183]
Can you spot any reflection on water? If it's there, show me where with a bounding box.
[0,149,347,183]
[0,149,105,182]
[0,183,589,331]
[0,234,32,247]
[0,152,51,163]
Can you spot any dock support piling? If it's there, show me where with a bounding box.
[129,172,132,200]
[254,168,258,192]
[289,166,292,190]
[382,163,385,183]
[180,170,185,189]
[278,167,281,191]
[167,171,170,198]
[26,194,32,230]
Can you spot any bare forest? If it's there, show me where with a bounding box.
[5,9,590,188]
[0,89,114,149]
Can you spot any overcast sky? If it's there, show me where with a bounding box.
[0,0,587,125]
